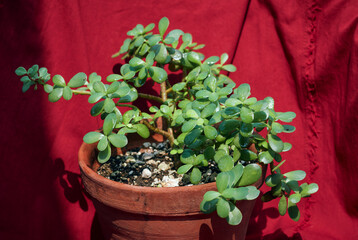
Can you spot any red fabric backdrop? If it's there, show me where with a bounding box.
[1,0,357,239]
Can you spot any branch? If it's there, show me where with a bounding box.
[142,119,174,146]
[138,93,163,103]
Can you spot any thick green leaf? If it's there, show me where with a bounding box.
[190,167,202,184]
[204,125,217,139]
[107,82,120,94]
[172,82,186,92]
[236,83,251,101]
[278,195,287,216]
[240,107,254,123]
[226,202,242,225]
[106,74,123,82]
[222,187,248,201]
[284,170,306,181]
[93,81,106,93]
[48,88,63,102]
[272,122,284,133]
[217,198,230,218]
[283,142,292,152]
[218,155,234,172]
[44,84,53,93]
[83,132,104,144]
[268,134,284,153]
[177,164,193,174]
[200,198,218,214]
[158,17,169,37]
[181,120,197,132]
[287,201,300,222]
[240,149,257,161]
[222,64,237,72]
[180,149,195,164]
[91,100,105,116]
[144,23,155,33]
[258,151,274,164]
[98,144,111,163]
[15,67,27,76]
[108,134,128,148]
[88,92,105,103]
[53,75,66,87]
[300,183,319,197]
[203,191,221,201]
[289,193,301,204]
[265,174,283,187]
[149,66,167,83]
[237,164,262,186]
[104,98,115,113]
[245,186,260,200]
[240,123,253,137]
[186,109,199,119]
[103,113,117,135]
[282,125,296,133]
[276,112,296,123]
[187,52,202,65]
[62,86,72,100]
[204,56,219,65]
[219,119,241,135]
[68,72,87,88]
[134,124,150,138]
[220,53,229,65]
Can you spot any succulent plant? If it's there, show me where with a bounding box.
[16,17,318,226]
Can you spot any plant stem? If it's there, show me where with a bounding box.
[142,119,174,146]
[116,103,139,111]
[160,82,175,145]
[138,93,163,103]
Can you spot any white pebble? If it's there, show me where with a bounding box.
[141,168,152,178]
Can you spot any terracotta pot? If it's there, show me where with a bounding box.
[78,135,265,240]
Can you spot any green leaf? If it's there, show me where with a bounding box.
[284,170,306,181]
[15,67,27,76]
[217,198,230,218]
[144,23,155,33]
[180,149,195,164]
[203,191,221,201]
[226,202,242,225]
[300,183,319,197]
[278,195,287,216]
[91,100,105,116]
[219,119,241,135]
[237,164,262,186]
[88,92,105,103]
[236,83,251,101]
[289,193,301,204]
[98,144,111,163]
[134,124,150,138]
[107,82,120,94]
[221,53,229,65]
[104,98,115,113]
[203,125,217,140]
[53,75,66,87]
[258,151,274,164]
[216,172,236,193]
[93,81,106,93]
[276,112,296,123]
[106,74,123,82]
[268,134,284,153]
[97,136,108,151]
[177,164,193,174]
[83,132,104,144]
[244,186,260,200]
[172,82,186,92]
[204,56,219,65]
[44,84,53,93]
[200,198,218,214]
[108,134,128,148]
[272,122,285,134]
[240,123,253,137]
[287,200,300,221]
[119,38,131,54]
[222,64,237,72]
[283,142,292,152]
[181,120,197,132]
[265,173,284,187]
[218,155,234,172]
[187,52,202,65]
[158,17,169,37]
[62,86,72,100]
[103,113,117,135]
[149,66,167,83]
[281,125,295,133]
[222,187,248,201]
[129,57,145,68]
[240,107,254,123]
[68,72,87,88]
[48,88,63,102]
[190,167,202,184]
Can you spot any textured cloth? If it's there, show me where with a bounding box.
[0,0,357,239]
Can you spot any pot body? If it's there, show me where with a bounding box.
[78,137,264,240]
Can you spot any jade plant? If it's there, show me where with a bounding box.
[16,17,318,226]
